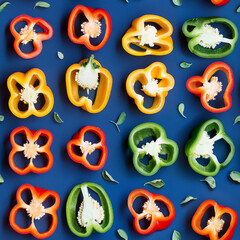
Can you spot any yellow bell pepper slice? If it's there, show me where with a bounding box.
[126,62,175,114]
[122,15,173,56]
[7,68,54,118]
[66,55,112,113]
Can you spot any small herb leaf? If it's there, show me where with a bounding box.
[0,2,10,12]
[34,1,50,8]
[57,51,64,60]
[109,121,120,132]
[233,116,240,125]
[178,103,187,118]
[230,171,240,183]
[0,174,4,183]
[180,196,197,205]
[237,6,240,13]
[102,170,119,183]
[116,112,126,125]
[172,230,181,240]
[144,179,165,189]
[180,62,192,69]
[172,0,182,6]
[117,229,128,240]
[53,112,64,123]
[0,115,4,121]
[201,176,216,189]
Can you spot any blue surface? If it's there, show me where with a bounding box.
[0,0,240,239]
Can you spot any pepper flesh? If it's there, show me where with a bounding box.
[182,17,238,58]
[126,62,175,114]
[9,184,60,239]
[9,126,53,175]
[192,200,238,240]
[186,62,234,113]
[67,126,108,170]
[66,55,112,113]
[211,0,230,6]
[128,122,178,176]
[66,182,113,237]
[128,189,175,235]
[10,15,53,59]
[185,119,235,176]
[122,15,173,56]
[7,68,54,118]
[68,5,112,51]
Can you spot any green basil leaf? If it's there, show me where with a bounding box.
[53,112,64,123]
[34,1,50,8]
[116,112,126,125]
[144,179,165,189]
[0,115,4,121]
[0,174,4,183]
[117,229,128,240]
[0,2,10,12]
[180,62,192,69]
[102,170,119,183]
[57,51,64,60]
[172,230,181,240]
[172,0,182,6]
[236,6,240,13]
[233,115,240,125]
[201,176,216,189]
[178,103,187,118]
[180,196,197,205]
[230,171,240,183]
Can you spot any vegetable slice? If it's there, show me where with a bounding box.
[172,0,182,6]
[0,2,10,12]
[34,1,50,8]
[57,51,64,60]
[102,170,119,183]
[230,171,240,183]
[53,112,64,123]
[180,196,197,205]
[0,174,4,183]
[172,230,182,240]
[117,229,128,240]
[144,179,165,189]
[233,115,240,125]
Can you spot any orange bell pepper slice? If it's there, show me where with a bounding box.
[7,68,54,118]
[122,15,173,56]
[67,126,107,170]
[192,200,238,240]
[66,55,112,113]
[128,189,175,235]
[9,184,60,239]
[186,62,234,113]
[126,62,175,114]
[10,15,53,59]
[9,126,53,175]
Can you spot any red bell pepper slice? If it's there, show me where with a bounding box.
[9,126,53,175]
[10,15,53,59]
[67,126,108,170]
[9,184,60,239]
[68,5,112,51]
[186,62,234,113]
[192,200,238,240]
[211,0,230,6]
[128,189,175,235]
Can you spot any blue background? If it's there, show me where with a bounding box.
[1,0,240,239]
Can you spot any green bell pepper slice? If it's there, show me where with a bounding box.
[185,119,235,176]
[182,17,238,58]
[66,182,113,237]
[128,122,179,176]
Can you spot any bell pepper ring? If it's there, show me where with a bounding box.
[126,62,175,114]
[128,189,175,235]
[9,184,60,239]
[10,15,53,59]
[128,122,178,176]
[186,62,234,113]
[68,5,112,51]
[192,200,238,240]
[185,119,235,176]
[211,0,230,6]
[7,68,54,118]
[66,182,113,237]
[122,14,173,56]
[182,17,238,58]
[9,126,53,175]
[67,126,107,171]
[66,54,112,113]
